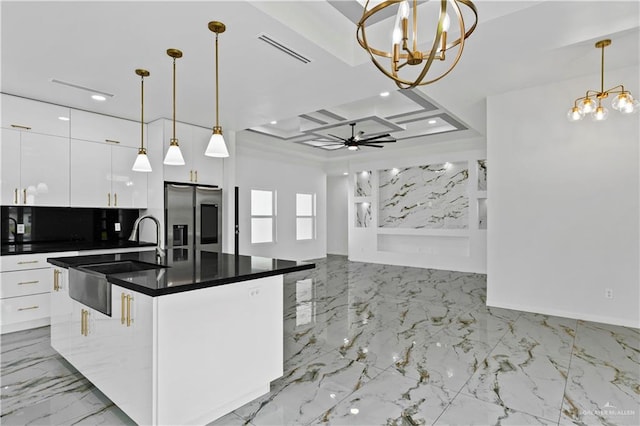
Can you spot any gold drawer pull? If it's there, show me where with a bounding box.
[105,139,121,144]
[121,293,126,325]
[18,280,39,285]
[126,294,133,327]
[11,124,31,130]
[17,260,39,265]
[18,305,39,311]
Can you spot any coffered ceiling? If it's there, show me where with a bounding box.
[1,1,639,160]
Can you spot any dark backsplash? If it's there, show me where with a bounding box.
[1,206,140,245]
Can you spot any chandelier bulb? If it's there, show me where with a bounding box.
[579,98,596,114]
[567,107,584,122]
[592,105,609,121]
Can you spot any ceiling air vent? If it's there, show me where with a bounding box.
[257,33,312,64]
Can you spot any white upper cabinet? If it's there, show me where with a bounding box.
[1,94,70,137]
[1,128,70,206]
[1,128,21,205]
[70,109,140,148]
[110,145,147,208]
[161,120,223,186]
[70,140,147,208]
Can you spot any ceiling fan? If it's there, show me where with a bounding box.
[325,123,396,151]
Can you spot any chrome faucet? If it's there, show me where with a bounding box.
[129,214,164,260]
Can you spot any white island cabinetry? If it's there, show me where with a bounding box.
[50,269,283,425]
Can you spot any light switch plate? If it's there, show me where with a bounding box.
[114,223,121,232]
[16,224,25,234]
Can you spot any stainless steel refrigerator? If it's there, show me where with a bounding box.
[165,183,222,252]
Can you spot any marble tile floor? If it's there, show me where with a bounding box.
[1,255,638,425]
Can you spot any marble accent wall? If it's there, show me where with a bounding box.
[355,202,372,228]
[379,162,469,229]
[478,160,487,191]
[355,171,372,197]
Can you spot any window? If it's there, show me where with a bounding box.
[296,193,315,240]
[251,189,276,244]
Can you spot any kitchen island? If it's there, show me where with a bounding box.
[47,249,314,425]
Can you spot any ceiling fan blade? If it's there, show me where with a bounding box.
[361,140,396,144]
[359,133,392,143]
[321,143,345,146]
[361,144,384,148]
[328,133,347,142]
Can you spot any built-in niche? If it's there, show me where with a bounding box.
[355,202,372,228]
[478,198,487,229]
[355,171,372,197]
[478,159,487,191]
[378,162,469,229]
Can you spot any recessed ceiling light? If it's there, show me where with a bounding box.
[58,116,70,121]
[270,120,277,125]
[380,91,390,97]
[428,119,437,124]
[343,172,348,175]
[91,94,107,101]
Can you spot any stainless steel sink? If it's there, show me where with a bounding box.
[80,260,164,275]
[69,260,164,316]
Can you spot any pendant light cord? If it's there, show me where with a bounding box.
[173,56,176,140]
[140,74,145,150]
[215,32,220,127]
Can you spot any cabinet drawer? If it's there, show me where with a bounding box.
[1,293,51,326]
[1,251,76,272]
[70,109,140,147]
[0,268,52,298]
[0,253,51,272]
[1,94,70,137]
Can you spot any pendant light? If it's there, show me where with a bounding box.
[132,69,152,172]
[205,21,230,158]
[163,48,186,165]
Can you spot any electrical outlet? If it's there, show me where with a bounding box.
[16,224,25,234]
[605,288,614,299]
[114,222,121,232]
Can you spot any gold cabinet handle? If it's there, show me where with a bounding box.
[189,170,193,182]
[23,188,26,204]
[14,188,18,204]
[126,294,133,327]
[19,280,39,286]
[114,193,117,206]
[53,269,60,291]
[18,260,39,265]
[80,309,85,336]
[108,192,111,206]
[10,124,31,130]
[121,293,126,325]
[105,139,120,144]
[18,305,39,311]
[194,170,198,182]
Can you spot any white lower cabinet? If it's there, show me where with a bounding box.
[50,273,283,425]
[50,267,72,355]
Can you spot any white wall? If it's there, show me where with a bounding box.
[326,175,348,255]
[346,139,487,273]
[487,65,640,328]
[235,143,327,262]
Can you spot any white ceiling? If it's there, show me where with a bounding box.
[2,1,639,160]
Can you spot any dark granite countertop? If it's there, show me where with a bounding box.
[47,249,315,297]
[2,240,157,256]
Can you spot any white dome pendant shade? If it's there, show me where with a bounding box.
[132,69,152,173]
[205,21,229,158]
[132,148,152,172]
[163,48,186,166]
[205,128,229,157]
[164,140,185,165]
